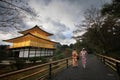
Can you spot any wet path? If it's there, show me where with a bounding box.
[52,54,119,80]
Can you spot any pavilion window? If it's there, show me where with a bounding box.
[36,50,40,57]
[24,50,29,58]
[3,25,56,58]
[49,50,52,56]
[19,50,24,57]
[50,50,53,56]
[41,48,45,56]
[29,49,35,57]
[47,49,49,56]
[39,49,41,57]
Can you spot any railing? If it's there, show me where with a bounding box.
[0,57,71,80]
[10,42,55,49]
[96,54,120,76]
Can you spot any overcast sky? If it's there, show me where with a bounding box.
[1,0,111,45]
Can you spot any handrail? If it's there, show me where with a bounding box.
[96,54,120,76]
[0,57,72,80]
[97,54,120,63]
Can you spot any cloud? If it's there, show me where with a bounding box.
[16,0,112,45]
[0,0,111,45]
[27,0,85,45]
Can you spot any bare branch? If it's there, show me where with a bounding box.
[0,0,37,31]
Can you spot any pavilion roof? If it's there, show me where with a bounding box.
[18,25,53,36]
[3,33,56,43]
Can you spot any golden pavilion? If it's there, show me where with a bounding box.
[3,25,56,58]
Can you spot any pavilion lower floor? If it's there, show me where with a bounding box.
[11,47,54,58]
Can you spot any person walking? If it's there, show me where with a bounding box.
[80,48,87,68]
[72,49,78,67]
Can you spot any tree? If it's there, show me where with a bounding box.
[0,0,36,30]
[63,48,72,57]
[101,0,120,18]
[74,0,120,53]
[73,7,106,53]
[101,0,120,52]
[0,45,9,61]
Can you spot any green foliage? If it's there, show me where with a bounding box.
[53,49,65,60]
[0,45,9,61]
[82,18,120,53]
[73,40,86,51]
[69,44,74,49]
[28,57,47,63]
[100,0,120,53]
[73,0,120,55]
[28,57,40,63]
[0,51,7,61]
[14,58,25,69]
[53,53,65,60]
[63,48,72,57]
[53,44,71,60]
[39,57,48,63]
[101,0,120,18]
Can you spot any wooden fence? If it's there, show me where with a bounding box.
[0,57,71,80]
[96,54,120,76]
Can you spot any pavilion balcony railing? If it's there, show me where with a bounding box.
[30,42,55,49]
[0,57,71,80]
[9,43,55,49]
[96,54,120,76]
